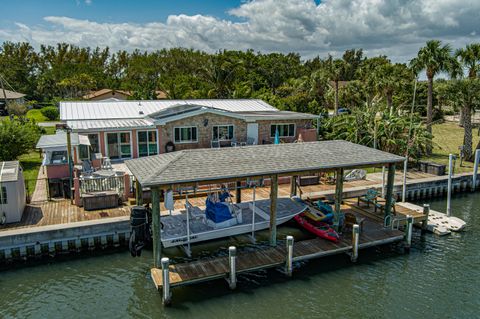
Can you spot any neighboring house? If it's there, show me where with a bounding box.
[0,89,26,115]
[36,131,91,198]
[60,99,319,160]
[83,89,132,101]
[0,161,26,224]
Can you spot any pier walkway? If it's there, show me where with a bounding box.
[150,207,405,290]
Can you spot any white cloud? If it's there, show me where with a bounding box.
[1,0,480,62]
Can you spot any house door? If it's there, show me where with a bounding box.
[106,132,132,160]
[247,123,259,144]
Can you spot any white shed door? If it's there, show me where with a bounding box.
[247,123,259,144]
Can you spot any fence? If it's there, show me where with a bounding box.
[79,175,125,197]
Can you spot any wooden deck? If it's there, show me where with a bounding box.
[0,200,131,230]
[150,208,405,290]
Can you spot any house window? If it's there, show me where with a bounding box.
[270,124,295,137]
[106,132,132,159]
[0,186,6,204]
[79,145,89,161]
[50,150,68,164]
[212,125,234,141]
[88,134,100,154]
[138,131,158,157]
[174,127,197,143]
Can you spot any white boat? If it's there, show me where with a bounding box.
[160,197,307,249]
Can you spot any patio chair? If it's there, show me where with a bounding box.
[211,140,221,148]
[343,212,366,232]
[82,159,94,175]
[246,137,256,145]
[102,157,113,170]
[357,188,379,208]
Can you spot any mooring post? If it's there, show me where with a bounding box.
[285,236,294,277]
[472,149,480,191]
[422,204,430,235]
[405,215,413,253]
[447,154,454,217]
[228,246,237,289]
[351,224,360,262]
[269,174,278,246]
[161,257,171,306]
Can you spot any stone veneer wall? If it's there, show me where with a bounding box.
[159,115,315,152]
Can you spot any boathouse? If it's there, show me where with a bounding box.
[126,140,412,304]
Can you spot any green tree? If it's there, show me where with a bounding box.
[0,119,41,161]
[410,40,459,154]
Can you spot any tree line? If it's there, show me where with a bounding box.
[1,40,479,161]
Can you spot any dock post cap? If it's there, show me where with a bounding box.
[161,257,170,267]
[286,235,294,243]
[228,246,237,256]
[353,224,360,233]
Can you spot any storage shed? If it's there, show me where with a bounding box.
[0,161,26,224]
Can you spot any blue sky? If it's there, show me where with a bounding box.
[0,0,243,26]
[0,0,478,62]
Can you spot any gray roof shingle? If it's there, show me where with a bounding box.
[126,141,405,187]
[0,161,21,182]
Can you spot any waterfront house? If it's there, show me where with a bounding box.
[0,161,26,224]
[59,99,319,161]
[83,89,132,101]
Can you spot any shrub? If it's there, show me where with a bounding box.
[40,106,59,121]
[0,119,41,161]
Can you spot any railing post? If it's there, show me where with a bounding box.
[402,158,408,202]
[472,149,480,191]
[404,215,413,253]
[285,236,294,276]
[351,224,360,262]
[228,246,237,289]
[421,204,430,235]
[161,257,172,306]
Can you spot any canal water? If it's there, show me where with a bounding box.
[1,193,479,319]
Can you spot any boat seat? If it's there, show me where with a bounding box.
[185,200,206,223]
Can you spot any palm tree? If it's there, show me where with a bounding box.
[373,63,413,115]
[323,55,345,115]
[410,40,459,154]
[456,43,480,159]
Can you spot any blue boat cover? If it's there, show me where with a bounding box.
[206,193,233,223]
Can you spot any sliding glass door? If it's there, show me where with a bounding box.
[106,132,131,159]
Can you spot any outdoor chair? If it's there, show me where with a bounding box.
[343,212,365,232]
[358,188,379,208]
[246,137,256,146]
[82,159,94,174]
[101,157,113,170]
[211,140,221,148]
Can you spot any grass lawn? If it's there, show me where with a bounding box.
[421,122,480,174]
[19,126,56,195]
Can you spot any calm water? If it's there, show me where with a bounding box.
[1,194,479,319]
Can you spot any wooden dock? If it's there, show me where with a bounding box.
[150,210,405,290]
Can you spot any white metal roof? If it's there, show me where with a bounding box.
[60,99,278,121]
[0,161,21,182]
[36,132,90,149]
[67,118,156,131]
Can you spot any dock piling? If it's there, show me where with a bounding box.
[404,215,413,253]
[351,224,360,262]
[161,257,172,306]
[473,149,480,191]
[285,236,294,276]
[422,204,430,234]
[447,154,454,217]
[228,246,237,289]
